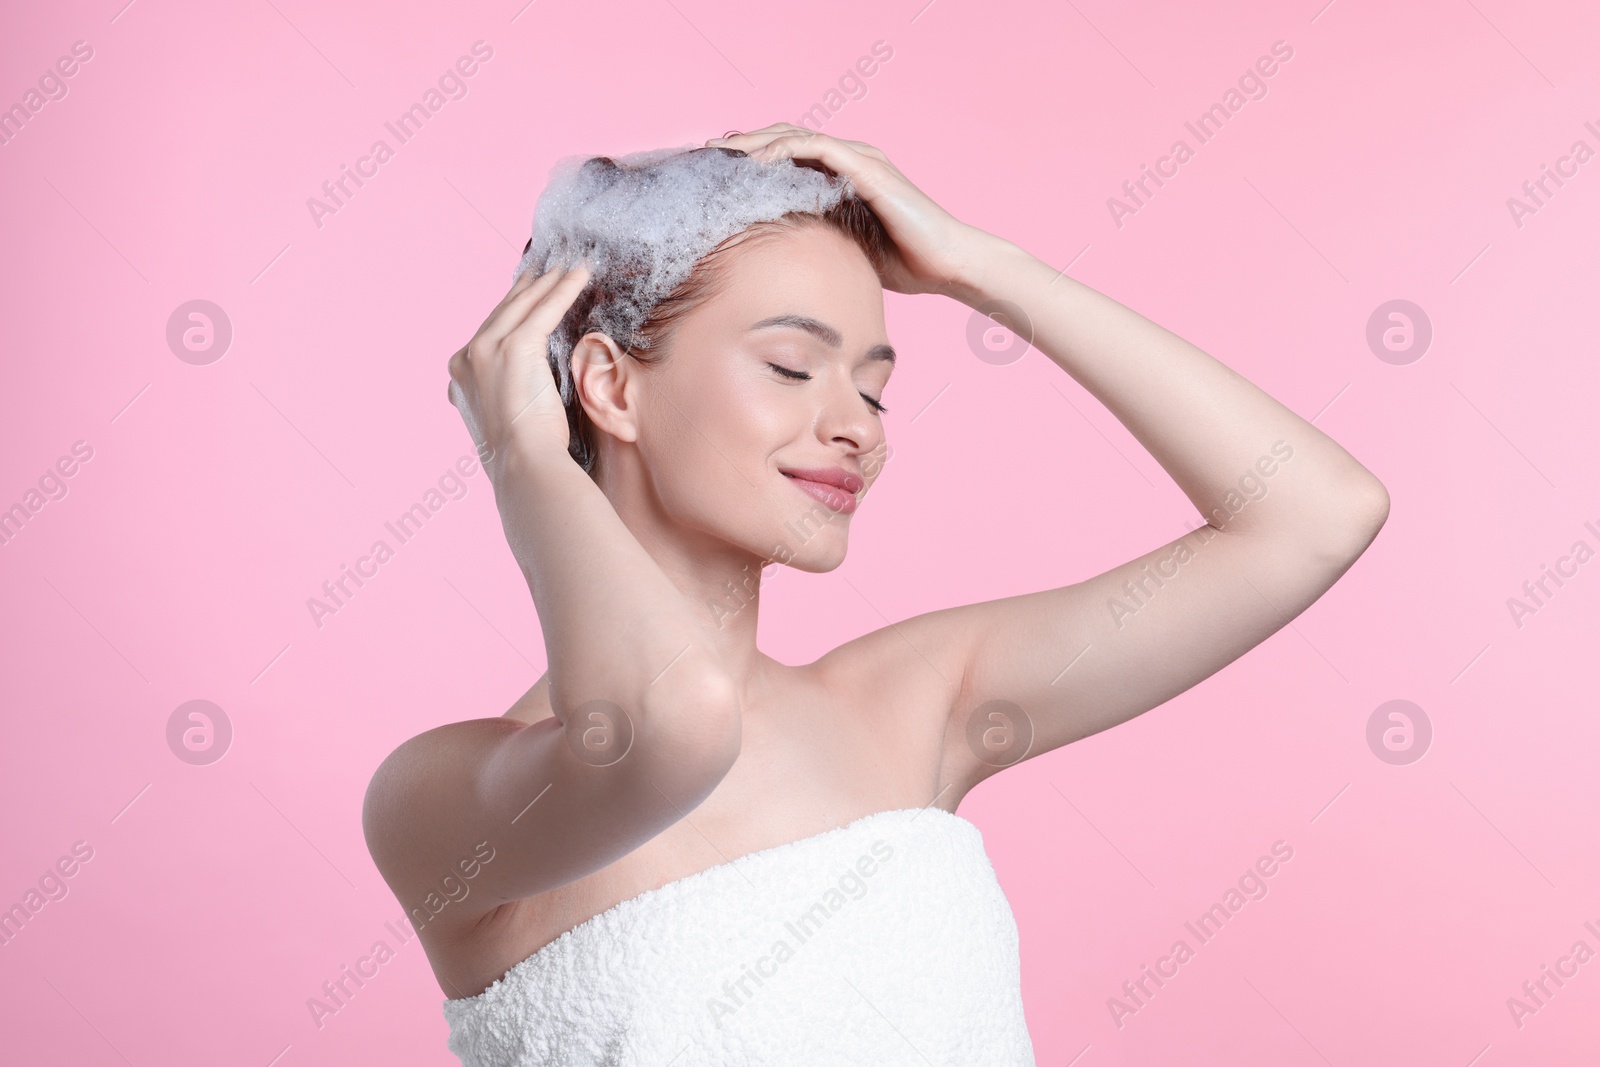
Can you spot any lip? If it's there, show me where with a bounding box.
[778,466,865,493]
[779,466,864,514]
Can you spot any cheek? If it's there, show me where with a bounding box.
[640,362,787,517]
[668,363,789,466]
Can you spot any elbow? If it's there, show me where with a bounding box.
[1349,474,1390,537]
[1318,474,1390,563]
[637,668,744,787]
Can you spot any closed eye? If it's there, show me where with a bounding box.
[767,363,889,415]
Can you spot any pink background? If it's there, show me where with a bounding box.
[3,0,1597,1063]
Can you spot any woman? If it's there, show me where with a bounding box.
[363,124,1389,1065]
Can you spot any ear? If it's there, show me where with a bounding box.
[570,331,640,446]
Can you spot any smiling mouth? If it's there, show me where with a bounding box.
[782,473,859,514]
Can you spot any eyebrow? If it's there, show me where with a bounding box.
[748,314,896,366]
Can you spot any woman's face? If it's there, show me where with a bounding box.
[622,222,894,573]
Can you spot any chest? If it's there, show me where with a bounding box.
[431,653,957,1003]
[513,677,936,941]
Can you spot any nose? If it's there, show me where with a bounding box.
[814,369,882,455]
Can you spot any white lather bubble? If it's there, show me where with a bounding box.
[512,144,858,440]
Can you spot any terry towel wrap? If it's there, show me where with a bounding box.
[441,806,1036,1066]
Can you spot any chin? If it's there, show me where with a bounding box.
[781,544,849,574]
[760,513,851,573]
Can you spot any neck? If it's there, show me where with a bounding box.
[599,466,776,696]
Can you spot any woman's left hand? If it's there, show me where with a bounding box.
[706,124,992,299]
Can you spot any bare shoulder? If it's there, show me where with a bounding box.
[360,717,523,894]
[363,666,743,956]
[365,677,548,820]
[361,679,544,929]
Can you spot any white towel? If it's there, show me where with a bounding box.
[442,806,1036,1066]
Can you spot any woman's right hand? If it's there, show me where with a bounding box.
[446,263,593,470]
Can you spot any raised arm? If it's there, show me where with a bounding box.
[911,232,1389,790]
[711,126,1389,797]
[363,267,742,926]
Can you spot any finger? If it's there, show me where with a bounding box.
[473,265,557,337]
[501,266,593,347]
[478,264,587,346]
[749,132,864,179]
[500,262,555,306]
[841,139,888,162]
[712,122,792,141]
[706,124,806,151]
[497,261,561,312]
[510,262,545,291]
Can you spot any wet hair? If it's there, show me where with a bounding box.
[514,144,892,477]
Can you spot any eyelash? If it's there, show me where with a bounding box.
[766,363,889,415]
